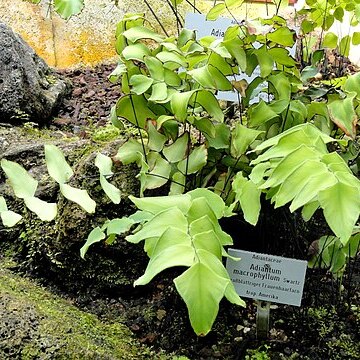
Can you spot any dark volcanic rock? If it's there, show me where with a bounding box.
[0,126,144,295]
[0,22,68,124]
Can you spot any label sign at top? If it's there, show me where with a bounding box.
[185,12,237,39]
[226,249,307,306]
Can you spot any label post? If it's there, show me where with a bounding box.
[255,300,270,339]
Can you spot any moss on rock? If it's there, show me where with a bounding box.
[0,259,175,359]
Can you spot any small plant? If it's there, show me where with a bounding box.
[245,345,271,360]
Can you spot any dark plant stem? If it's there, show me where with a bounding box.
[143,0,170,36]
[165,0,183,34]
[281,103,291,133]
[319,0,329,48]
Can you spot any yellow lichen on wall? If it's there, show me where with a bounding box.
[0,0,124,68]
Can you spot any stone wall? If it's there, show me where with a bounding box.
[0,0,278,68]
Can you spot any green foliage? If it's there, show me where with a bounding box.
[309,233,360,275]
[81,189,245,336]
[26,0,84,19]
[11,0,360,336]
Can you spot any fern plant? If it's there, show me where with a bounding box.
[2,0,360,336]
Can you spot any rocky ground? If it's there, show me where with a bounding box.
[1,63,360,359]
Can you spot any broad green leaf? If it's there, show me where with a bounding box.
[193,230,223,259]
[122,43,151,62]
[206,123,230,149]
[144,56,165,81]
[24,197,57,221]
[197,249,245,306]
[248,100,279,127]
[129,210,153,224]
[189,215,232,246]
[126,207,188,243]
[142,153,171,190]
[99,176,121,204]
[259,145,321,189]
[107,218,135,235]
[188,65,216,89]
[1,159,38,198]
[301,19,315,34]
[95,153,113,176]
[328,96,357,139]
[206,3,226,20]
[116,95,156,129]
[145,226,190,257]
[156,51,187,68]
[1,210,22,227]
[164,69,182,87]
[129,194,191,215]
[343,72,360,99]
[45,144,74,183]
[208,66,233,90]
[0,196,7,212]
[60,183,96,213]
[188,188,225,219]
[193,118,216,138]
[108,62,127,84]
[267,27,295,47]
[253,123,334,153]
[178,145,207,175]
[272,160,327,208]
[195,91,224,122]
[339,35,351,57]
[135,244,194,286]
[352,32,360,45]
[187,197,218,225]
[163,132,189,163]
[255,46,274,78]
[318,181,360,244]
[174,261,229,336]
[269,48,296,67]
[189,214,214,236]
[289,170,337,212]
[171,91,195,122]
[53,0,84,19]
[147,121,167,152]
[109,104,124,130]
[178,28,196,47]
[169,171,186,195]
[232,173,261,225]
[323,32,338,48]
[0,197,22,227]
[114,139,144,164]
[302,201,319,221]
[268,73,291,101]
[207,52,233,76]
[129,74,153,95]
[122,26,164,43]
[149,82,168,102]
[231,124,263,158]
[80,227,106,259]
[334,7,344,21]
[223,37,247,71]
[301,66,319,82]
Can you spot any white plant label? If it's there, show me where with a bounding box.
[226,249,307,306]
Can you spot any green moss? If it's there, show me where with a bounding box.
[92,123,121,142]
[0,260,175,359]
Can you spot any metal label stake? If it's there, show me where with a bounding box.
[256,300,270,339]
